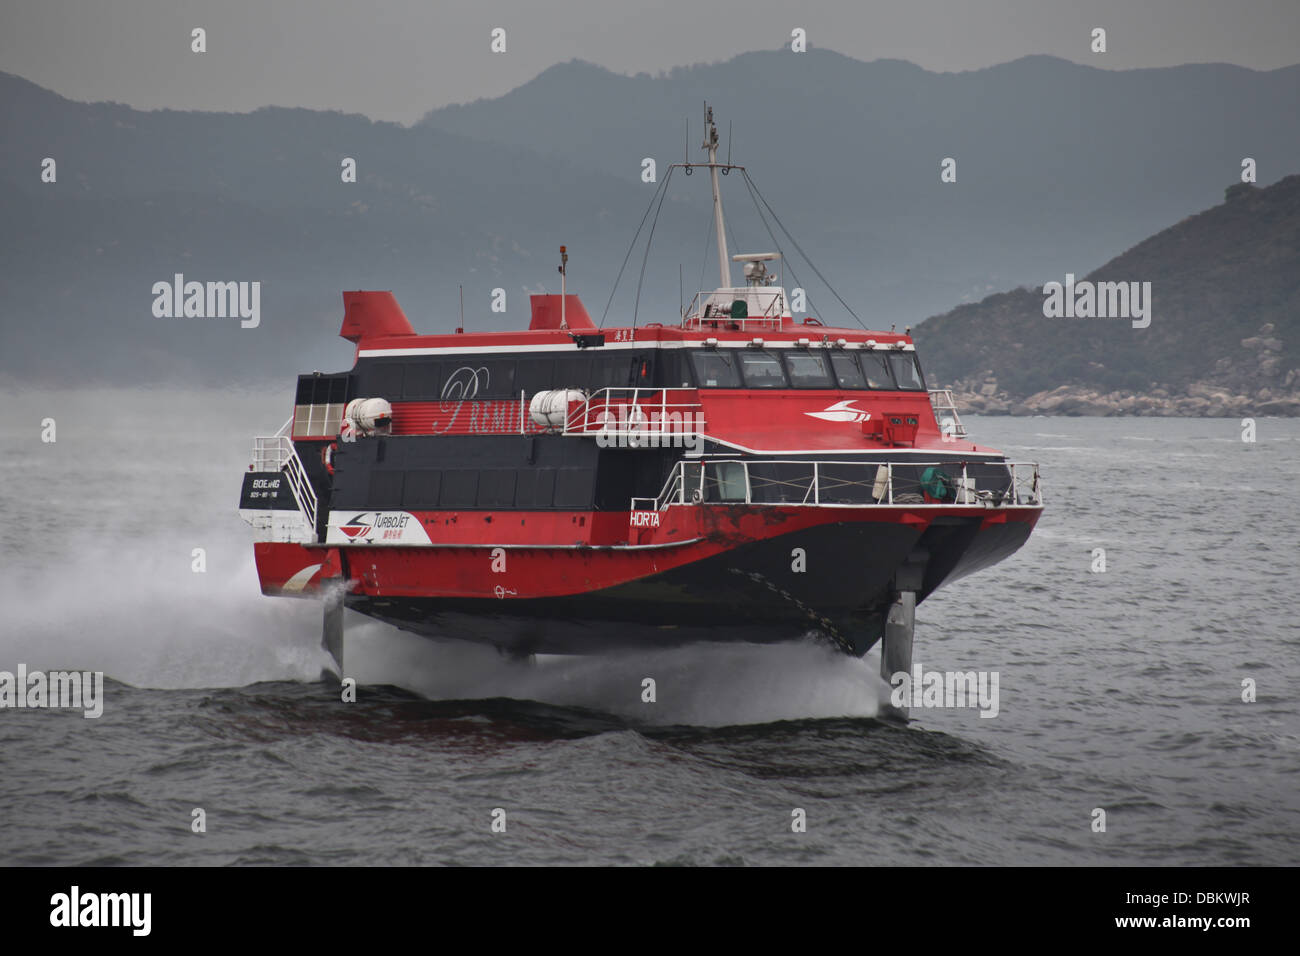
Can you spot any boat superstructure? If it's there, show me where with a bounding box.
[238,107,1043,703]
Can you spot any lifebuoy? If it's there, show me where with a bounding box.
[321,441,338,476]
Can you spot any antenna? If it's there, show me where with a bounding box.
[558,244,569,330]
[679,263,684,318]
[702,103,731,289]
[727,121,732,167]
[458,284,464,334]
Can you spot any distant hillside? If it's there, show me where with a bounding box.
[914,176,1300,415]
[2,51,1299,387]
[0,71,671,385]
[421,51,1300,325]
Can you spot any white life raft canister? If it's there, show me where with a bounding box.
[528,390,587,429]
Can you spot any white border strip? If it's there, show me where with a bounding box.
[359,340,913,357]
[698,438,1005,457]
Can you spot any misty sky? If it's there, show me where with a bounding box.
[2,0,1298,124]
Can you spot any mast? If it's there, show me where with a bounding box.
[703,104,731,289]
[558,244,568,330]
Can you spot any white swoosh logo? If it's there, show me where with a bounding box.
[805,400,870,423]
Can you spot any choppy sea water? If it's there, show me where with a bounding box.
[1,389,1296,866]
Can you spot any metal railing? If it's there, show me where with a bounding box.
[682,287,788,330]
[250,417,319,533]
[929,388,968,440]
[639,459,1042,512]
[565,387,706,439]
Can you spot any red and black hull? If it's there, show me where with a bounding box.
[253,505,1038,656]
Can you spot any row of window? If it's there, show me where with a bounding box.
[352,354,658,402]
[689,348,926,391]
[296,373,349,406]
[345,346,927,403]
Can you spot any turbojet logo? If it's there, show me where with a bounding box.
[0,665,103,718]
[50,886,151,936]
[806,400,870,423]
[338,514,374,539]
[1042,273,1151,329]
[339,512,411,541]
[594,407,704,451]
[151,274,260,328]
[889,663,999,718]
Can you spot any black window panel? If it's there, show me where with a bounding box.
[349,361,402,398]
[657,351,694,388]
[859,351,897,389]
[483,360,516,398]
[593,454,638,510]
[514,467,556,508]
[632,354,654,387]
[690,350,742,388]
[594,356,633,389]
[738,350,787,388]
[403,362,442,399]
[887,352,927,390]
[362,364,400,399]
[515,357,556,394]
[440,360,515,399]
[514,468,539,507]
[477,470,517,508]
[830,351,868,388]
[594,358,618,388]
[553,467,595,508]
[553,354,592,389]
[784,351,834,388]
[438,362,481,399]
[404,469,442,508]
[440,470,479,507]
[534,469,556,508]
[367,470,405,509]
[296,373,350,405]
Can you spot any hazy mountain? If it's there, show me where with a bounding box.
[421,51,1300,315]
[913,176,1300,415]
[0,71,699,386]
[2,50,1298,387]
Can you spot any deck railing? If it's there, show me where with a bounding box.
[250,416,319,533]
[564,387,706,439]
[681,287,788,330]
[928,388,968,440]
[635,458,1042,512]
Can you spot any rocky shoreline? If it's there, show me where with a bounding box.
[949,382,1300,417]
[946,322,1299,416]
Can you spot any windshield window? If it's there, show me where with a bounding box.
[887,352,926,390]
[859,351,897,389]
[738,350,787,388]
[829,352,867,388]
[784,351,834,388]
[690,350,742,388]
